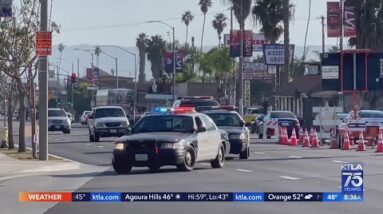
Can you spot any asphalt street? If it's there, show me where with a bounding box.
[6,123,383,214]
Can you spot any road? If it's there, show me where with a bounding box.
[10,123,383,213]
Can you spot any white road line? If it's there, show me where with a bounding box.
[200,163,210,166]
[332,160,349,164]
[280,175,300,180]
[97,145,104,148]
[288,156,302,159]
[86,143,91,146]
[236,169,253,173]
[254,152,265,155]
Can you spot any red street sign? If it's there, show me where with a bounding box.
[36,32,52,56]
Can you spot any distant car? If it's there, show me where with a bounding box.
[258,111,300,139]
[80,111,92,125]
[243,106,264,126]
[88,106,130,142]
[204,109,250,159]
[66,112,75,124]
[112,107,226,174]
[172,96,220,112]
[48,108,71,134]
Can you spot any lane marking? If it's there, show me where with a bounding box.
[254,152,265,155]
[86,143,91,146]
[236,169,253,173]
[332,160,349,164]
[280,175,300,180]
[97,145,104,148]
[288,156,302,159]
[200,163,210,166]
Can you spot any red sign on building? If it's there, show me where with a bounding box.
[35,32,52,56]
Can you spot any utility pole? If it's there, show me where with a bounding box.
[230,6,236,106]
[172,26,176,103]
[77,58,80,77]
[340,0,344,51]
[322,16,325,53]
[238,3,244,116]
[115,58,119,88]
[38,0,48,161]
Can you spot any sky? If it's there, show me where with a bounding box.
[51,0,338,48]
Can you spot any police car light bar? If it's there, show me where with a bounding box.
[220,105,238,111]
[178,96,213,100]
[152,107,195,114]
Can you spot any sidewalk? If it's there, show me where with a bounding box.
[0,152,80,181]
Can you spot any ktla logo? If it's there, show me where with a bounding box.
[342,163,363,191]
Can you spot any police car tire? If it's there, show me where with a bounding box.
[113,159,132,174]
[94,132,100,142]
[211,144,225,168]
[149,165,160,173]
[177,146,196,171]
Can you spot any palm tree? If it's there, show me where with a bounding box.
[252,0,284,44]
[136,33,148,83]
[212,13,228,47]
[283,0,292,83]
[223,0,252,106]
[146,35,167,80]
[94,46,101,67]
[199,0,212,52]
[181,11,194,46]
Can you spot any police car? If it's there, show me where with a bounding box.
[204,109,250,159]
[112,107,227,174]
[258,111,300,139]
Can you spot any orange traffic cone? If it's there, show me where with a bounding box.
[303,129,311,147]
[330,129,338,149]
[356,132,366,151]
[290,129,298,146]
[342,132,351,150]
[309,128,314,146]
[376,131,383,153]
[298,128,304,145]
[311,129,320,148]
[283,127,288,145]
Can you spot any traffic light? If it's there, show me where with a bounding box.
[71,73,77,84]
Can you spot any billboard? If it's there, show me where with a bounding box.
[85,68,100,81]
[263,44,294,65]
[224,33,268,52]
[243,62,275,80]
[229,30,253,57]
[0,0,12,17]
[327,1,356,38]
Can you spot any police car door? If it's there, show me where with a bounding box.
[194,116,211,161]
[199,114,221,160]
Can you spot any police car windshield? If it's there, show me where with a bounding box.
[95,108,125,118]
[270,112,296,119]
[359,111,383,118]
[132,115,194,133]
[48,110,66,117]
[206,113,242,127]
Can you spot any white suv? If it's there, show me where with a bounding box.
[88,106,130,142]
[48,108,71,134]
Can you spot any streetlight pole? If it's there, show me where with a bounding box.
[38,0,48,161]
[97,45,138,121]
[146,20,177,103]
[99,49,119,88]
[74,48,95,108]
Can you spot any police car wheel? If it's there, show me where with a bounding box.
[112,159,132,174]
[211,144,225,168]
[177,146,195,171]
[94,132,100,142]
[149,165,160,173]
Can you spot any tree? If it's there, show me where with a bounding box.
[146,35,166,80]
[181,11,194,46]
[252,0,284,44]
[136,33,148,83]
[0,0,59,152]
[283,0,293,84]
[95,46,101,67]
[223,0,252,107]
[199,0,212,52]
[73,82,92,117]
[212,13,228,47]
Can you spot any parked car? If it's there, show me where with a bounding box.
[258,111,300,139]
[243,106,264,127]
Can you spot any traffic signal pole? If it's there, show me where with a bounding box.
[38,0,48,161]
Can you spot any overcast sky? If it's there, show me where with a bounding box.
[51,0,340,48]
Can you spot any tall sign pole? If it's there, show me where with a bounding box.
[38,0,48,161]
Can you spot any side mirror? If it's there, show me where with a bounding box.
[197,126,207,133]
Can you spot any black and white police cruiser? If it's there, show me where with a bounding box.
[112,107,227,174]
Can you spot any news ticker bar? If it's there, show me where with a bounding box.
[19,192,363,202]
